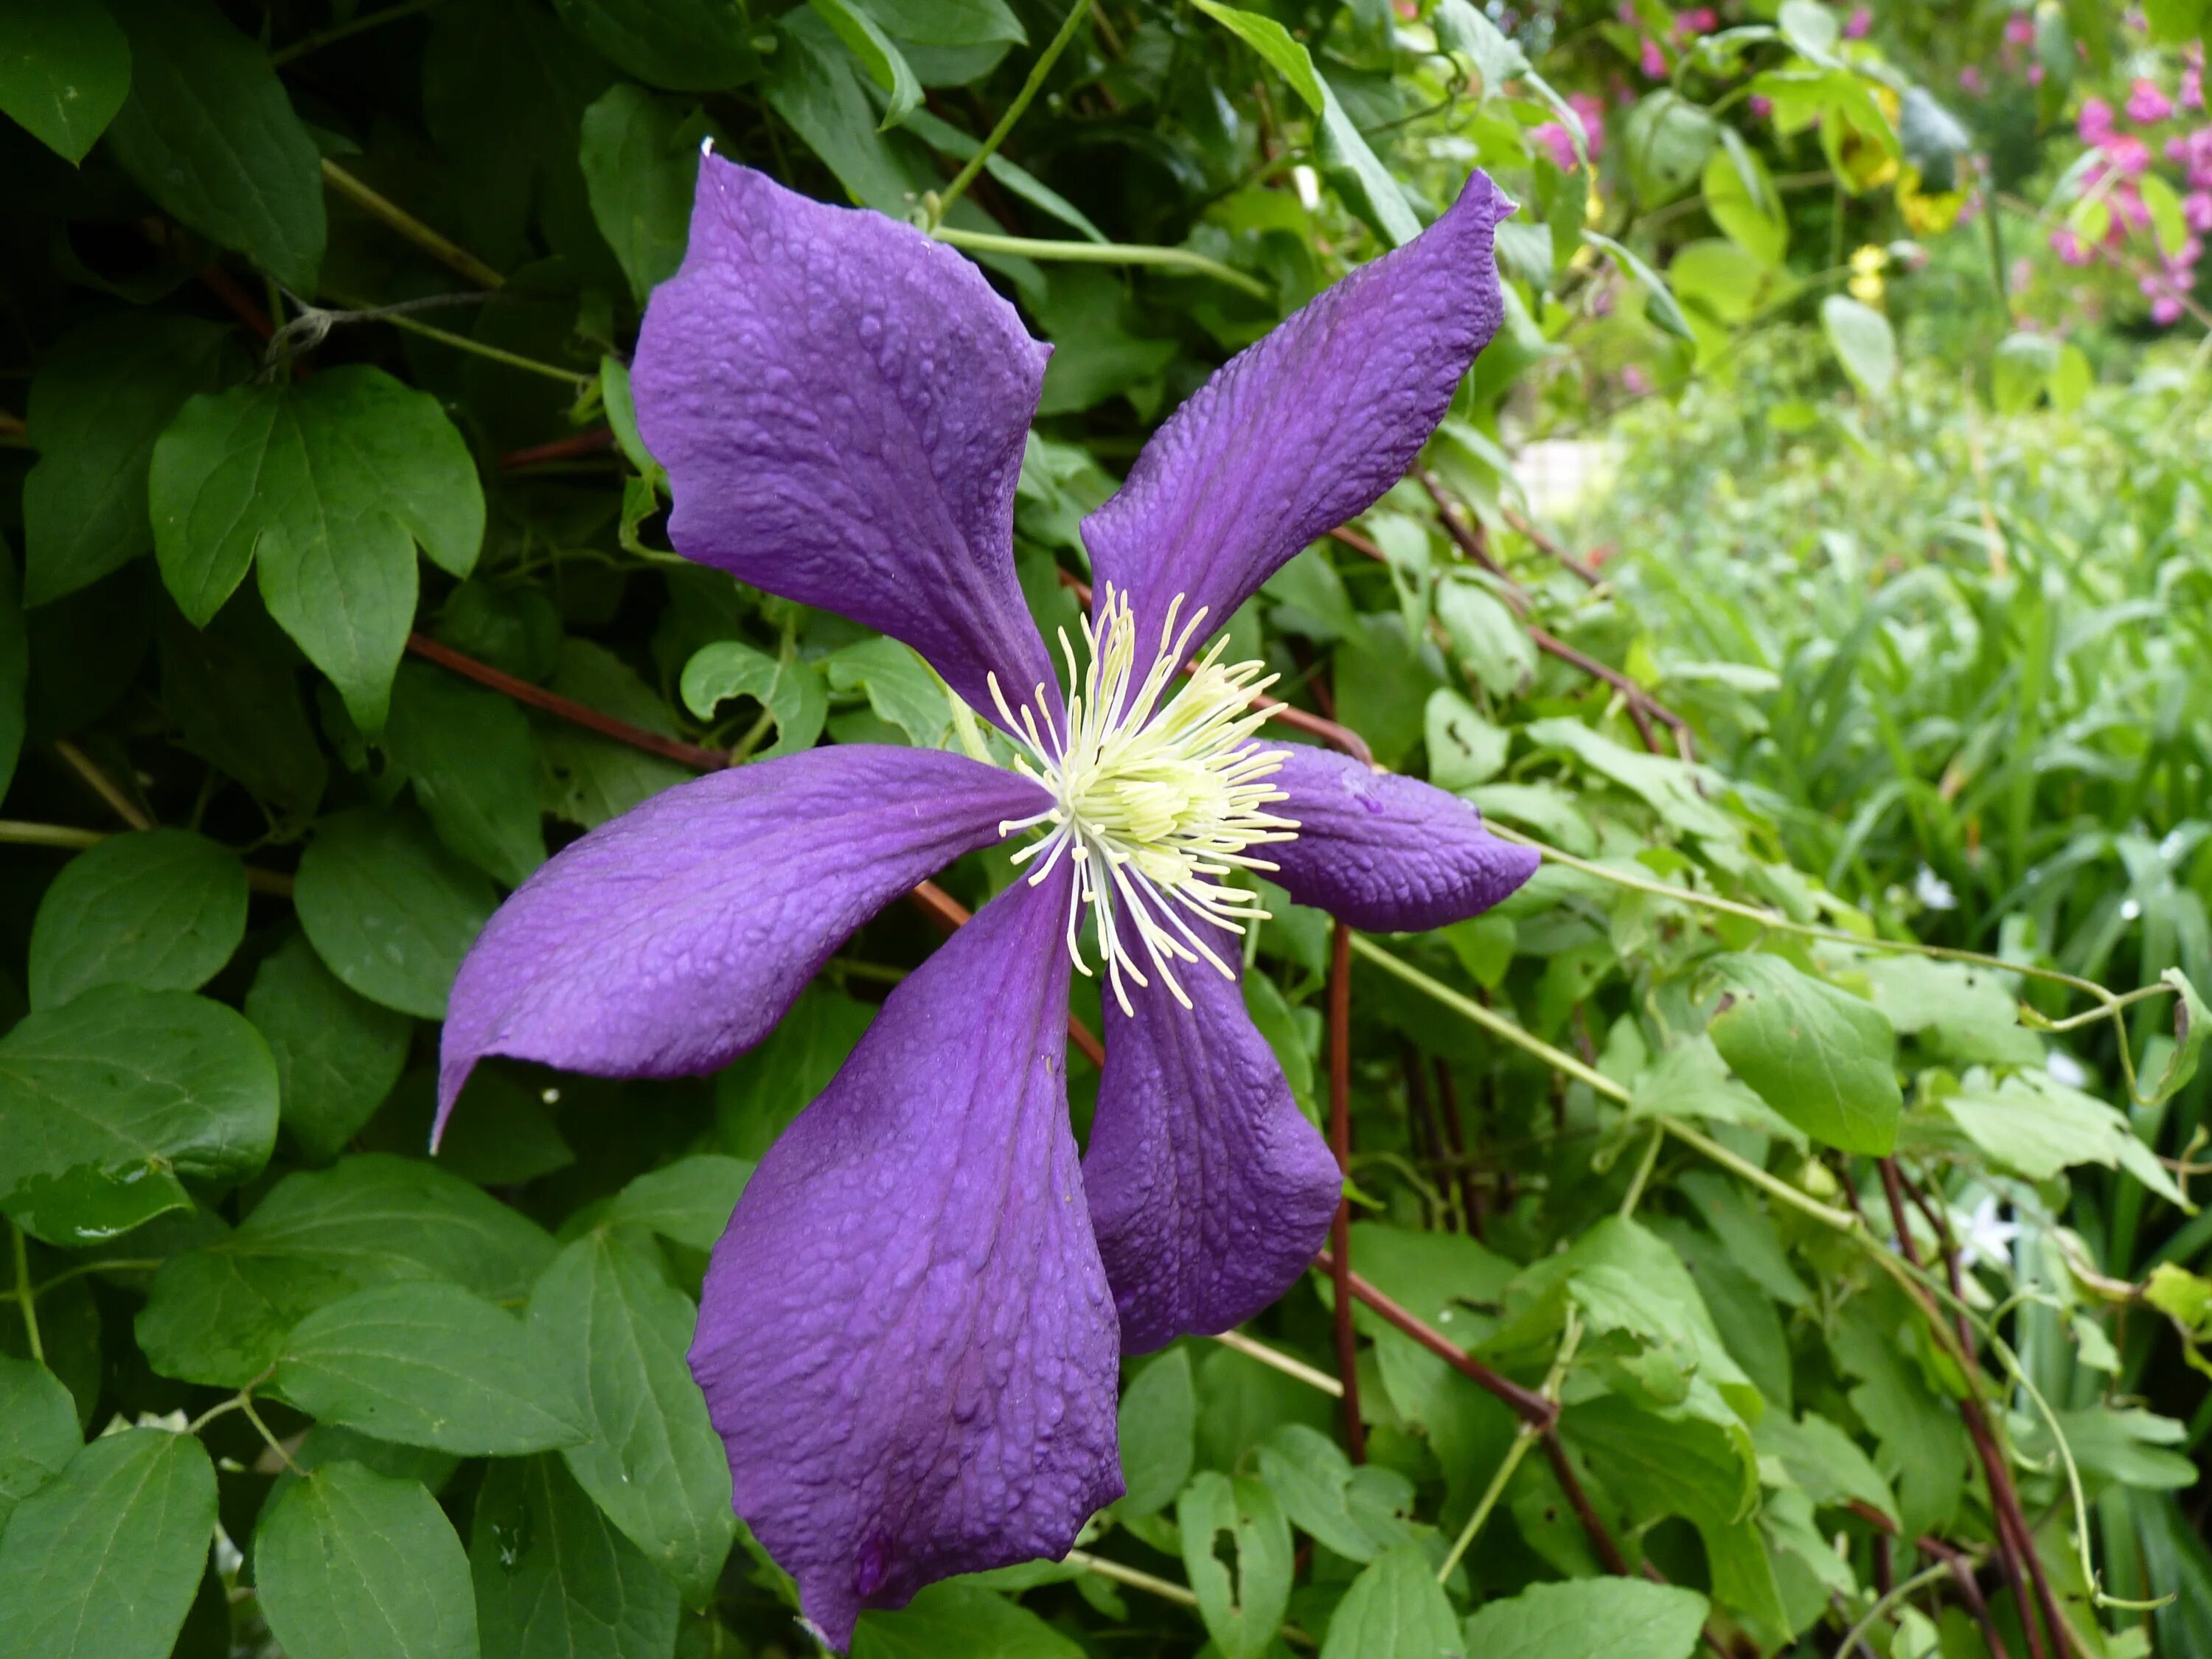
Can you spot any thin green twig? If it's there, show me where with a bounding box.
[322,291,588,386]
[928,226,1271,299]
[0,821,105,852]
[8,1222,41,1365]
[1832,1559,1958,1657]
[1438,1310,1582,1582]
[1063,1548,1200,1607]
[928,0,1092,228]
[321,160,506,289]
[273,0,450,65]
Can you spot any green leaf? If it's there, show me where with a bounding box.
[823,636,949,748]
[294,806,498,1020]
[761,10,931,215]
[528,1229,735,1603]
[1702,135,1786,265]
[1319,1544,1461,1659]
[27,830,246,1009]
[810,0,921,128]
[715,982,873,1157]
[1425,688,1509,790]
[1992,331,2062,415]
[2018,1406,2198,1495]
[1582,230,1693,340]
[472,1454,682,1659]
[1622,91,1718,207]
[21,313,233,608]
[273,1280,588,1455]
[159,619,330,820]
[2144,969,2209,1106]
[1179,1472,1293,1659]
[0,0,130,163]
[245,931,411,1164]
[1754,1411,1898,1525]
[682,640,829,759]
[597,1155,754,1253]
[1936,1073,2185,1205]
[535,640,694,827]
[1820,294,1896,399]
[896,106,1105,242]
[136,1153,556,1387]
[1116,1347,1196,1519]
[149,366,484,731]
[1461,1577,1709,1659]
[101,0,324,291]
[852,1582,1082,1658]
[1191,1,1420,246]
[0,1427,216,1659]
[1706,953,1902,1155]
[1256,1424,1416,1564]
[1435,577,1535,699]
[0,1357,80,1531]
[550,0,759,93]
[1830,1298,1966,1538]
[384,661,547,888]
[0,987,276,1246]
[578,83,701,305]
[254,1461,477,1659]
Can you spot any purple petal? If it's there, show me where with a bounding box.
[1082,960,1340,1354]
[633,155,1059,726]
[437,745,1047,1141]
[1083,170,1510,653]
[691,863,1120,1648]
[1265,745,1538,931]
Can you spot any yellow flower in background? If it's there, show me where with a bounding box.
[1848,243,1889,306]
[1896,165,1968,235]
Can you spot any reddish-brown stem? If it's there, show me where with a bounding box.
[1879,1160,2067,1659]
[1542,1433,1632,1576]
[1498,502,1607,586]
[501,428,617,470]
[406,633,729,770]
[1326,921,1366,1462]
[1310,1247,1554,1427]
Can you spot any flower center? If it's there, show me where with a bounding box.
[989,585,1298,1015]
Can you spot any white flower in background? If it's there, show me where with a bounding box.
[1913,865,1958,911]
[2048,1050,2089,1089]
[1954,1194,2021,1270]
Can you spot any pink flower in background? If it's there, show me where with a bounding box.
[2110,182,2151,236]
[2005,14,2035,45]
[2188,189,2212,232]
[1640,35,1666,77]
[1675,7,1717,37]
[2184,54,2204,110]
[2102,132,2153,175]
[1750,93,1773,119]
[2051,226,2094,265]
[2169,128,2212,187]
[1570,91,1607,159]
[2079,97,2116,143]
[1843,6,1872,39]
[2030,64,2046,86]
[2128,78,2174,123]
[1960,65,1987,95]
[2142,264,2193,324]
[1621,364,1652,396]
[2009,255,2034,292]
[1531,122,1579,171]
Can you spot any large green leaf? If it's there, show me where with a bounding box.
[21,314,233,607]
[101,0,324,290]
[1459,1578,1710,1659]
[1319,1544,1461,1659]
[148,366,484,731]
[244,931,411,1164]
[273,1281,589,1455]
[471,1454,682,1659]
[158,608,330,818]
[594,1155,754,1253]
[136,1154,556,1386]
[0,1427,217,1659]
[550,0,757,91]
[0,1357,80,1531]
[384,661,547,888]
[1178,1472,1293,1659]
[27,830,247,1009]
[527,1229,735,1603]
[852,1582,1082,1658]
[1116,1347,1195,1519]
[577,83,700,305]
[1705,953,1902,1155]
[1256,1425,1416,1564]
[254,1461,478,1659]
[1820,294,1897,398]
[0,0,131,163]
[293,806,498,1020]
[0,987,276,1246]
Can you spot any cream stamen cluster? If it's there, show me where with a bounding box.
[989,585,1298,1015]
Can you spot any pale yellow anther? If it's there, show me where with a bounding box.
[988,584,1298,1016]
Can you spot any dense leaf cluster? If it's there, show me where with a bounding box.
[0,2,2205,1658]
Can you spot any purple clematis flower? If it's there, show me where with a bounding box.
[436,154,1536,1647]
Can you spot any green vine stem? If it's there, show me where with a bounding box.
[9,1221,42,1364]
[321,159,507,289]
[928,226,1272,298]
[927,0,1093,229]
[319,291,589,387]
[273,0,451,66]
[1436,1309,1582,1582]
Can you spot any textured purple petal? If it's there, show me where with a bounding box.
[1084,959,1340,1353]
[436,746,1047,1140]
[1266,745,1539,931]
[1083,170,1510,653]
[633,155,1058,725]
[691,864,1119,1648]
